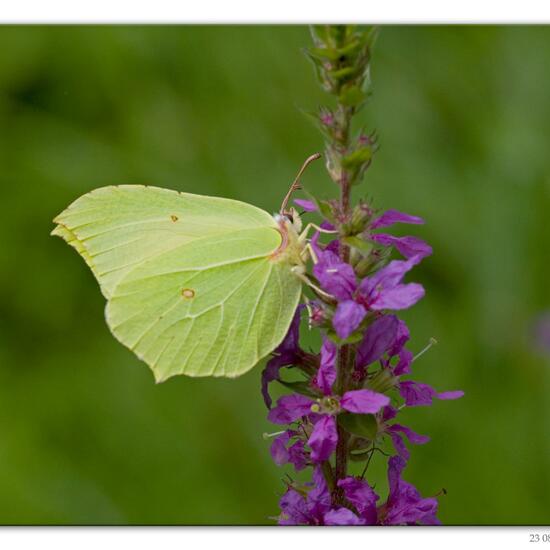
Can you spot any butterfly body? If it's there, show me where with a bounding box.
[52,185,304,381]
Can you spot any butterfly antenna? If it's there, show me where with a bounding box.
[280,152,322,215]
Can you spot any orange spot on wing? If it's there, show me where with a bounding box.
[181,288,195,299]
[170,214,179,222]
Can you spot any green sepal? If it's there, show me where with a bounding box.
[338,412,379,439]
[277,379,320,399]
[318,200,337,224]
[349,449,373,462]
[339,85,367,107]
[326,329,364,346]
[342,235,374,256]
[308,46,340,62]
[328,66,356,81]
[342,147,372,169]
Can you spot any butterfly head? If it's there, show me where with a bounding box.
[270,211,305,268]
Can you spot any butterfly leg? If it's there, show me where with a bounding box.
[298,222,338,264]
[298,222,338,244]
[291,266,335,302]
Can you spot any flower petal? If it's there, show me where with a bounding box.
[389,319,411,356]
[294,198,317,212]
[268,394,314,424]
[261,354,291,409]
[278,489,310,525]
[288,440,307,471]
[341,389,390,414]
[308,415,338,462]
[356,315,399,369]
[359,257,420,296]
[384,455,439,525]
[371,209,424,229]
[399,381,464,407]
[372,234,433,260]
[387,423,429,460]
[270,431,291,465]
[307,466,332,519]
[398,381,436,407]
[370,283,425,311]
[393,348,413,376]
[437,390,464,400]
[313,250,357,300]
[333,300,367,339]
[261,307,303,408]
[317,338,337,395]
[338,477,379,524]
[324,508,365,525]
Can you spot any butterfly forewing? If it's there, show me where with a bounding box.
[52,185,302,380]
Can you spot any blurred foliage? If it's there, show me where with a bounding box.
[0,25,549,525]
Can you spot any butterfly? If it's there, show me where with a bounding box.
[51,155,325,382]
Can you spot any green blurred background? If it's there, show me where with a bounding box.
[0,25,548,525]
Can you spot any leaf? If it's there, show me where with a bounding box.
[52,185,303,382]
[338,413,379,439]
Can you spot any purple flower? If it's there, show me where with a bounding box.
[313,249,356,301]
[358,257,425,311]
[339,477,379,524]
[380,456,440,525]
[308,390,390,462]
[371,234,432,261]
[321,477,380,525]
[294,198,317,212]
[371,209,424,229]
[330,257,424,340]
[399,380,464,407]
[261,308,302,408]
[278,466,331,525]
[270,431,308,471]
[269,387,389,463]
[278,488,312,525]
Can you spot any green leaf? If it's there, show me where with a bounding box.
[338,413,379,439]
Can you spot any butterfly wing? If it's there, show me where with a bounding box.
[52,185,277,299]
[52,185,302,380]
